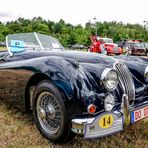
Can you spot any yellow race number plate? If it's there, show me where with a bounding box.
[99,114,114,128]
[84,113,123,139]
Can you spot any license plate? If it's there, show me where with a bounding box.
[131,106,148,123]
[84,113,123,139]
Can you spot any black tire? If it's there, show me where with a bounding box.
[32,80,74,143]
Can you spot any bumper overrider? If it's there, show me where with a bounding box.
[71,94,148,139]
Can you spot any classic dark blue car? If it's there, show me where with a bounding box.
[0,32,147,143]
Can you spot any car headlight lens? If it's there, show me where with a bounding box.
[144,65,148,83]
[101,68,118,91]
[104,94,115,111]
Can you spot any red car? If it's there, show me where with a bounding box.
[89,36,122,55]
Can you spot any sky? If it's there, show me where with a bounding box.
[0,0,147,26]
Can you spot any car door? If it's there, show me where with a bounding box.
[0,55,34,110]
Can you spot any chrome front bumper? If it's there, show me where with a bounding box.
[71,110,122,135]
[71,94,148,135]
[71,117,95,134]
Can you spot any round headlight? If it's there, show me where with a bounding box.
[104,94,115,111]
[144,65,148,83]
[101,68,118,91]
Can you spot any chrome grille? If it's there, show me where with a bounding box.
[113,61,135,105]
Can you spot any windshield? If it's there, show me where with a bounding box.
[104,38,113,43]
[36,33,64,49]
[6,32,64,51]
[133,43,144,48]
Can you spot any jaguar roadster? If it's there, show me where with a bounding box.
[0,32,147,143]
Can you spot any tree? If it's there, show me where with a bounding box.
[0,17,147,46]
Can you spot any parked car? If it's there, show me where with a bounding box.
[0,32,148,143]
[118,40,147,55]
[70,44,87,50]
[124,42,146,55]
[0,41,6,47]
[89,36,122,55]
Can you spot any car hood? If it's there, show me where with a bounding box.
[6,50,147,85]
[9,50,117,67]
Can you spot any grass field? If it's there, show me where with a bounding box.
[0,99,148,148]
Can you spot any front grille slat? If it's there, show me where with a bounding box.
[114,61,135,105]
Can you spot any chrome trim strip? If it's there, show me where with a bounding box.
[6,35,13,57]
[72,118,95,125]
[71,118,95,134]
[144,65,148,82]
[34,32,44,49]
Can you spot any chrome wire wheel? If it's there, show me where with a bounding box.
[36,91,62,135]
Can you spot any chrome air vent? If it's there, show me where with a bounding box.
[113,61,135,105]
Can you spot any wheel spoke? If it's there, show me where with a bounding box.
[36,92,62,134]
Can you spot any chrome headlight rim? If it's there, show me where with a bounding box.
[101,68,118,91]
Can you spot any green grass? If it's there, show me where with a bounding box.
[0,100,148,148]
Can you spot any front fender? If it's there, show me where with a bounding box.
[40,57,111,115]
